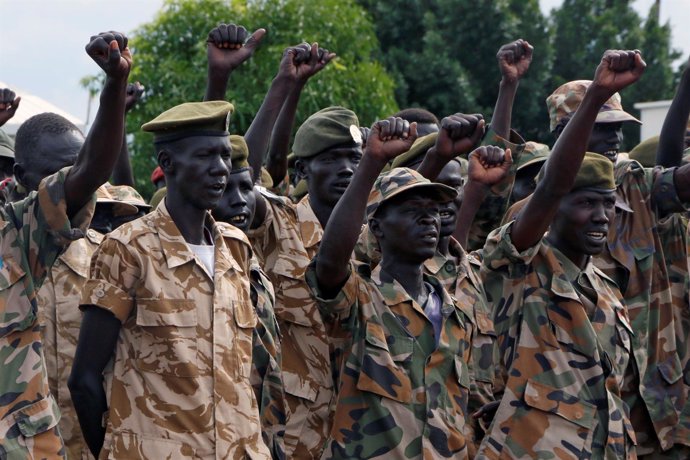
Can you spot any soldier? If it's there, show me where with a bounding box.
[37,185,148,460]
[477,49,646,459]
[0,30,131,459]
[309,116,477,459]
[509,141,549,204]
[69,101,270,459]
[212,135,286,460]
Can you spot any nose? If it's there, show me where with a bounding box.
[210,154,230,177]
[336,157,357,176]
[592,203,609,223]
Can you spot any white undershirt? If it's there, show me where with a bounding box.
[188,242,215,277]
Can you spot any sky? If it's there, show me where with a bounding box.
[1,0,689,124]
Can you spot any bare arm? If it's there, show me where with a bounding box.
[656,56,690,167]
[0,88,20,128]
[490,39,533,139]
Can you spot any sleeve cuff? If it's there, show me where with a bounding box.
[305,258,358,320]
[81,279,134,323]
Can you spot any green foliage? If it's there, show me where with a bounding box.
[111,0,397,198]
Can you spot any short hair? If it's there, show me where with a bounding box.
[14,113,81,163]
[393,108,440,126]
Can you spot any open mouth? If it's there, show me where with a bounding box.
[440,209,455,220]
[603,149,618,160]
[586,231,607,241]
[229,213,249,226]
[209,183,226,195]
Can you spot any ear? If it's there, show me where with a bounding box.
[13,163,27,188]
[369,217,384,240]
[158,149,173,175]
[295,158,309,180]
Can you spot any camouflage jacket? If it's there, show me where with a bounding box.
[37,229,103,460]
[0,167,95,460]
[247,192,333,459]
[592,159,687,453]
[81,202,270,459]
[479,223,637,459]
[307,261,473,459]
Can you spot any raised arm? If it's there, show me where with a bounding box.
[490,39,533,139]
[656,55,690,167]
[511,50,646,252]
[111,82,144,186]
[204,23,265,101]
[0,88,21,128]
[316,118,417,294]
[64,32,131,218]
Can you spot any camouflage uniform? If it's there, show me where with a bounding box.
[479,222,637,459]
[307,261,473,459]
[247,191,333,459]
[37,229,103,460]
[592,159,688,455]
[81,201,270,459]
[0,167,95,459]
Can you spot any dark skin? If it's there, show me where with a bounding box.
[212,168,256,232]
[554,118,623,163]
[657,55,690,168]
[492,39,533,140]
[89,204,147,234]
[14,129,82,191]
[0,88,20,128]
[111,81,144,186]
[511,161,544,204]
[0,157,13,181]
[315,117,417,299]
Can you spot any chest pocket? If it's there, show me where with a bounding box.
[472,310,497,384]
[0,254,32,338]
[135,299,198,378]
[357,321,413,404]
[233,299,258,380]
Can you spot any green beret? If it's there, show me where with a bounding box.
[292,106,361,158]
[142,101,234,143]
[390,132,438,169]
[538,152,615,192]
[229,135,249,170]
[290,179,308,202]
[628,135,659,168]
[260,167,274,188]
[0,129,14,159]
[517,141,550,172]
[149,186,167,210]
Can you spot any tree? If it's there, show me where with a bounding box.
[88,0,398,198]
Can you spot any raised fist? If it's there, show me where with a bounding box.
[279,42,336,83]
[125,82,145,112]
[592,49,645,95]
[0,88,20,127]
[366,117,417,163]
[497,39,533,83]
[207,23,266,74]
[434,113,485,160]
[85,31,131,80]
[468,146,512,186]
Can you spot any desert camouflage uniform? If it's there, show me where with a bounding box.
[247,191,333,459]
[593,159,688,455]
[247,254,286,460]
[81,202,270,459]
[37,229,103,460]
[306,261,473,459]
[0,166,95,459]
[479,222,637,459]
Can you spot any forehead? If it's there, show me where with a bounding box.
[313,145,362,159]
[170,135,230,153]
[385,189,441,209]
[565,188,615,201]
[437,160,463,181]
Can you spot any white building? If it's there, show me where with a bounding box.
[633,100,673,141]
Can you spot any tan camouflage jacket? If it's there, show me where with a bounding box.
[307,261,473,459]
[0,167,95,460]
[479,223,637,459]
[593,159,688,453]
[38,229,103,460]
[247,192,333,459]
[81,202,270,459]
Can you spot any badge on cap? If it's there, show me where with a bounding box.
[350,124,363,145]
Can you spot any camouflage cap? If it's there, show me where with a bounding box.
[546,80,640,132]
[292,106,361,158]
[537,152,615,192]
[96,184,150,216]
[229,134,249,170]
[142,101,234,144]
[366,167,457,220]
[390,132,438,169]
[517,141,550,172]
[0,129,15,159]
[628,135,659,168]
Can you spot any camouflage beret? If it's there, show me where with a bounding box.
[292,106,361,158]
[537,152,615,192]
[628,135,659,168]
[517,141,550,172]
[366,167,457,220]
[546,80,640,132]
[142,101,234,143]
[96,184,150,216]
[0,129,14,159]
[390,132,438,169]
[229,135,249,170]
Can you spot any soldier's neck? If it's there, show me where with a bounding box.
[379,258,426,304]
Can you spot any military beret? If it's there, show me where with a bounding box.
[229,135,249,170]
[390,132,438,169]
[290,179,308,202]
[142,101,234,143]
[292,106,361,158]
[260,167,274,188]
[546,80,640,132]
[149,186,167,210]
[517,141,550,172]
[366,167,457,220]
[537,152,615,192]
[628,135,659,168]
[0,129,14,159]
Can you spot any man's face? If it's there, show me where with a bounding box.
[302,146,362,206]
[373,190,442,263]
[549,189,615,262]
[165,135,231,211]
[21,130,83,190]
[511,162,544,204]
[435,160,464,237]
[588,122,623,162]
[212,169,256,232]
